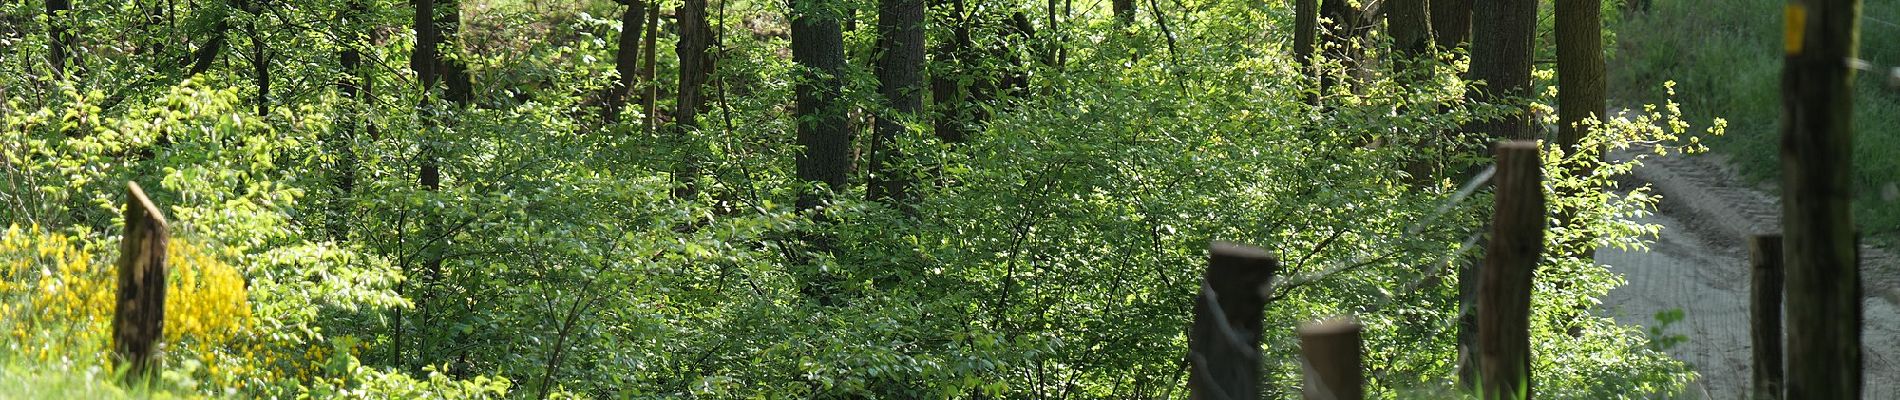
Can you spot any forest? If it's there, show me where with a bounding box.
[0,0,1884,398]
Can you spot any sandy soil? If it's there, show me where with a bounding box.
[1594,149,1900,399]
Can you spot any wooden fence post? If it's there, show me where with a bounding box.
[1749,234,1784,400]
[1779,0,1862,397]
[1299,317,1363,400]
[113,182,168,378]
[1188,241,1279,400]
[1480,141,1541,399]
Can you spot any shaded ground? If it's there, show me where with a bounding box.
[1595,149,1900,399]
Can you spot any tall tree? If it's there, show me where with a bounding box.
[1112,0,1134,25]
[1459,0,1537,391]
[1466,0,1536,141]
[1293,0,1318,105]
[330,0,369,241]
[605,0,648,122]
[45,0,73,75]
[1389,0,1432,62]
[792,0,851,209]
[1317,0,1360,94]
[1431,0,1471,51]
[243,0,268,116]
[1779,0,1862,397]
[641,2,660,132]
[930,0,972,144]
[675,0,715,198]
[868,0,925,205]
[1555,0,1604,155]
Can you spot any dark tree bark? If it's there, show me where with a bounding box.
[1779,0,1863,397]
[791,0,852,209]
[1389,0,1432,62]
[868,0,925,205]
[929,0,971,144]
[329,0,369,241]
[1430,0,1471,51]
[605,0,648,122]
[1317,0,1361,94]
[46,0,73,75]
[243,0,268,116]
[675,0,715,198]
[1293,0,1318,105]
[1466,0,1536,141]
[1112,0,1134,25]
[641,2,660,132]
[438,0,473,105]
[1555,0,1604,156]
[188,20,228,77]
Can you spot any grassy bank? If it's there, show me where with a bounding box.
[1611,0,1900,246]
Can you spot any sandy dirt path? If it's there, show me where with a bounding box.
[1594,149,1900,399]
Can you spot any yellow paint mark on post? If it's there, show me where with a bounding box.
[1785,4,1807,55]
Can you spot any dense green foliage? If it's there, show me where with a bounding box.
[1,0,1720,397]
[1612,0,1900,246]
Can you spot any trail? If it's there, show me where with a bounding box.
[1594,148,1900,399]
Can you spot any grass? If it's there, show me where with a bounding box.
[1610,0,1900,248]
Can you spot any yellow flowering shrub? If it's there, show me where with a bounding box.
[0,224,115,365]
[0,225,252,378]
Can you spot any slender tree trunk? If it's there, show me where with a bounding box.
[1318,0,1360,94]
[188,19,228,77]
[1112,0,1134,25]
[46,0,73,75]
[792,0,852,209]
[930,0,971,144]
[245,1,268,116]
[1555,0,1604,155]
[439,0,473,105]
[1294,0,1318,105]
[330,0,368,241]
[641,2,660,133]
[869,0,925,205]
[676,0,715,198]
[606,0,647,122]
[1430,0,1471,51]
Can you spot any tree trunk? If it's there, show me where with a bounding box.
[1466,0,1536,141]
[1389,0,1432,62]
[46,0,73,75]
[792,0,852,209]
[929,0,971,144]
[606,0,647,122]
[331,0,368,241]
[868,0,925,206]
[1112,0,1134,25]
[1294,0,1318,105]
[1318,0,1360,94]
[246,0,268,117]
[439,0,473,105]
[1430,0,1471,51]
[675,0,714,198]
[641,2,660,133]
[1555,0,1604,156]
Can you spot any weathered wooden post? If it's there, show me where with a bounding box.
[1480,141,1541,399]
[1299,317,1363,400]
[1779,0,1862,397]
[113,182,168,378]
[1749,234,1784,400]
[1188,241,1279,400]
